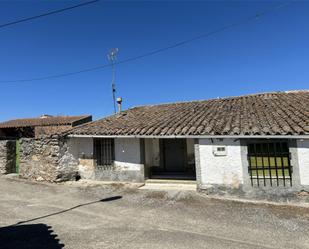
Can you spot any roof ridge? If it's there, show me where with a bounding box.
[0,114,91,122]
[129,89,309,110]
[62,112,123,135]
[0,115,92,128]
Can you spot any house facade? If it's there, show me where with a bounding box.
[18,91,309,196]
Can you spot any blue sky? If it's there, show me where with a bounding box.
[0,0,308,122]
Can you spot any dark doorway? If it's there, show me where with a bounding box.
[163,139,186,172]
[150,139,196,180]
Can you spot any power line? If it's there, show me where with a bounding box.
[0,0,100,29]
[0,1,294,83]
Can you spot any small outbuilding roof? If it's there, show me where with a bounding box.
[0,115,92,129]
[69,90,309,137]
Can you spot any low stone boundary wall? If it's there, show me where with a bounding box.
[19,136,78,182]
[0,140,16,174]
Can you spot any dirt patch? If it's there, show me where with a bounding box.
[203,196,309,220]
[145,190,167,199]
[175,192,201,205]
[296,190,309,198]
[109,182,126,189]
[263,203,309,220]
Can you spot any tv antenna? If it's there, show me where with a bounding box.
[107,48,119,113]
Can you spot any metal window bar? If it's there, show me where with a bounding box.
[273,142,279,186]
[247,141,292,187]
[278,142,286,187]
[266,143,272,187]
[254,143,259,187]
[248,144,254,187]
[288,151,293,187]
[94,138,115,168]
[261,143,266,187]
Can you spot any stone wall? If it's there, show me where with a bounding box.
[19,136,78,182]
[34,125,73,138]
[0,140,16,174]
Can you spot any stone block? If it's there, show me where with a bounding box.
[0,140,16,175]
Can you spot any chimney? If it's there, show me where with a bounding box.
[116,97,123,113]
[40,114,53,119]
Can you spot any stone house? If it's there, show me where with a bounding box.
[18,91,309,196]
[0,115,92,176]
[0,115,92,139]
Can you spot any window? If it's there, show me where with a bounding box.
[247,141,292,187]
[93,138,115,168]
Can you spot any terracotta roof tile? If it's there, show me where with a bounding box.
[69,91,309,136]
[0,115,92,128]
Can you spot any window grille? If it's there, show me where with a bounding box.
[94,138,115,168]
[247,141,292,187]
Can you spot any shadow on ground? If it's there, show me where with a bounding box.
[0,196,122,249]
[0,223,64,249]
[16,195,122,225]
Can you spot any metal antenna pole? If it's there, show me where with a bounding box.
[108,48,119,114]
[111,60,116,113]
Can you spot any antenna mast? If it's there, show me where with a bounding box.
[107,48,119,114]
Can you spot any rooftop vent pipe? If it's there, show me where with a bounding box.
[40,114,53,119]
[116,97,123,113]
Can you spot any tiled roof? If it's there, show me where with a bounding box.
[0,115,92,129]
[70,91,309,137]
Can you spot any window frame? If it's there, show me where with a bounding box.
[247,140,292,187]
[93,138,115,168]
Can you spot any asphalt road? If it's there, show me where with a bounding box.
[0,178,309,249]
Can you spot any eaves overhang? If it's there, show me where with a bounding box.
[68,134,309,139]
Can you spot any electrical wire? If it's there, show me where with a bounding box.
[0,0,100,29]
[0,1,294,83]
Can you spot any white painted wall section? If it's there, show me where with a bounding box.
[114,138,143,171]
[198,138,243,187]
[297,139,309,186]
[67,137,93,158]
[152,139,160,167]
[67,137,94,179]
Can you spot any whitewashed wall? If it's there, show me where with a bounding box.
[296,139,309,186]
[114,138,143,171]
[186,138,195,164]
[68,137,93,158]
[198,138,243,188]
[68,137,144,171]
[67,137,94,178]
[144,139,160,168]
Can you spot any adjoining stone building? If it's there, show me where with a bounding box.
[18,136,78,182]
[0,115,92,139]
[0,115,92,177]
[17,91,309,197]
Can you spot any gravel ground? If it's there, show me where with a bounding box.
[0,177,309,249]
